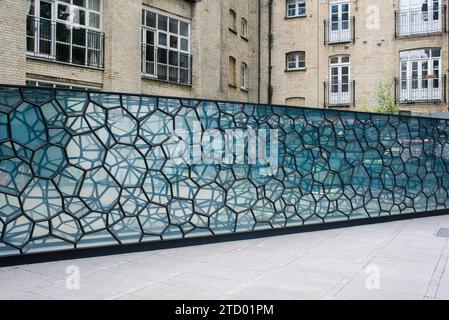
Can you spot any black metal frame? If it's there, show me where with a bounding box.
[323,80,355,108]
[394,75,447,104]
[324,16,355,45]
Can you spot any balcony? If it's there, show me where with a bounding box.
[395,76,447,103]
[26,16,104,69]
[324,80,355,107]
[395,6,447,37]
[324,17,355,44]
[142,44,192,85]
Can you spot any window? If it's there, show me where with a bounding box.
[141,7,191,84]
[397,0,443,36]
[26,0,104,68]
[229,9,237,32]
[327,1,353,44]
[327,55,351,105]
[240,62,249,90]
[26,79,101,90]
[399,48,442,102]
[286,51,306,70]
[229,56,236,87]
[241,18,248,38]
[287,0,306,17]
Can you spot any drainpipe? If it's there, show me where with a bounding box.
[268,0,273,104]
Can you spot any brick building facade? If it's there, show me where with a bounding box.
[0,0,448,114]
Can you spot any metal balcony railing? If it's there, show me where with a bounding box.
[324,80,355,107]
[141,44,192,85]
[395,76,447,103]
[395,6,447,37]
[26,15,104,69]
[324,17,355,44]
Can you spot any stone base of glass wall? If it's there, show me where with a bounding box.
[0,84,448,258]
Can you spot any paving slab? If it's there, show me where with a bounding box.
[1,215,449,300]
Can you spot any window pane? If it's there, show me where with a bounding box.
[28,0,35,15]
[180,54,189,68]
[180,69,189,84]
[58,4,70,20]
[169,18,178,34]
[180,21,189,36]
[158,48,167,64]
[27,16,36,52]
[158,15,167,31]
[72,47,86,65]
[73,9,86,25]
[146,45,154,62]
[40,1,52,19]
[56,23,70,62]
[39,18,52,55]
[72,28,86,65]
[73,28,86,46]
[180,38,189,51]
[158,64,168,80]
[169,67,178,82]
[159,33,167,46]
[89,12,100,28]
[169,51,178,66]
[146,11,156,28]
[170,35,178,49]
[432,48,441,57]
[88,0,101,11]
[56,23,71,42]
[146,30,154,45]
[73,0,87,8]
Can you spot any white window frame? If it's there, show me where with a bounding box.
[286,51,306,70]
[26,79,101,91]
[286,0,306,17]
[26,0,103,67]
[399,48,442,102]
[141,6,191,84]
[240,62,249,90]
[328,1,351,43]
[328,55,351,105]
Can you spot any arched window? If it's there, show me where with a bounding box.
[229,56,236,86]
[241,18,248,38]
[229,9,237,32]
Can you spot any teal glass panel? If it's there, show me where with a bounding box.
[1,85,449,257]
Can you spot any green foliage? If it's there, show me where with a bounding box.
[360,81,400,115]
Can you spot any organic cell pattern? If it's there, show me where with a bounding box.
[1,85,449,257]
